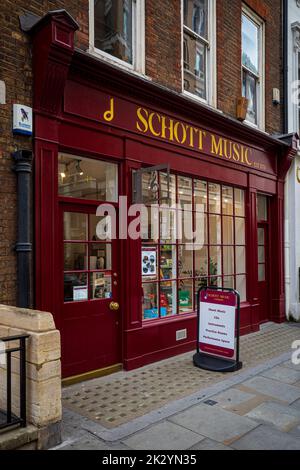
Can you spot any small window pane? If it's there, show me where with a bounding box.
[242,70,257,125]
[160,281,177,316]
[209,183,221,213]
[258,246,265,264]
[64,212,87,240]
[235,189,245,216]
[258,264,265,282]
[223,247,234,275]
[235,218,246,245]
[58,154,118,202]
[242,14,259,75]
[181,211,194,243]
[257,227,265,245]
[236,246,246,274]
[89,215,113,241]
[178,245,194,278]
[183,34,207,100]
[194,180,207,212]
[142,206,159,243]
[223,276,234,289]
[223,216,234,245]
[178,279,193,313]
[184,0,208,39]
[160,209,177,242]
[94,0,133,64]
[209,215,221,245]
[90,272,112,300]
[64,273,88,303]
[64,244,87,271]
[195,246,208,277]
[160,245,177,280]
[178,176,193,208]
[236,275,247,302]
[160,173,176,206]
[209,246,222,276]
[142,171,159,204]
[89,243,111,270]
[194,212,207,245]
[142,283,158,320]
[257,195,268,221]
[222,186,234,215]
[209,276,222,288]
[195,277,208,293]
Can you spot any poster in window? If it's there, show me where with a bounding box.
[142,247,157,277]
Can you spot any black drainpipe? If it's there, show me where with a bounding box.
[13,150,33,308]
[283,0,288,134]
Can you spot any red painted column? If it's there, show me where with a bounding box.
[247,181,260,331]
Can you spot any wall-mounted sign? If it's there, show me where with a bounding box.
[194,287,242,373]
[13,104,32,136]
[64,82,274,174]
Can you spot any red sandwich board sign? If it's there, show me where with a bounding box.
[193,287,243,373]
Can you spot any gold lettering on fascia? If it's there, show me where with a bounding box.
[136,107,253,167]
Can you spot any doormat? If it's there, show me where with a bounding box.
[63,323,300,429]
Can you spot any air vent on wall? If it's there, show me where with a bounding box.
[176,329,187,341]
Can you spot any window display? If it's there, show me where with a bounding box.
[141,173,247,320]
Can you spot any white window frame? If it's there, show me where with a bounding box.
[291,22,300,136]
[242,5,265,131]
[89,0,145,75]
[181,0,217,107]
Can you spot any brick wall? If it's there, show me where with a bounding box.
[217,0,283,134]
[0,1,88,306]
[0,0,284,306]
[145,0,182,92]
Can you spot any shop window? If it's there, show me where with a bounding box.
[141,175,247,320]
[242,7,265,129]
[63,211,113,302]
[182,0,216,105]
[89,0,145,73]
[58,154,118,202]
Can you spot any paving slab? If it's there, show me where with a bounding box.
[189,438,232,451]
[282,360,300,371]
[245,401,300,432]
[240,376,300,404]
[169,403,258,444]
[59,434,129,451]
[290,398,300,410]
[122,421,204,450]
[232,425,300,450]
[260,365,300,384]
[209,389,256,411]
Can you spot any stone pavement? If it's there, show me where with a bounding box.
[53,323,300,450]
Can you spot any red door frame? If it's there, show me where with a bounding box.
[58,198,121,378]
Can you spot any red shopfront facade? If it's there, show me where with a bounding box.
[31,12,296,379]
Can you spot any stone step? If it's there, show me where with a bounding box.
[0,425,38,450]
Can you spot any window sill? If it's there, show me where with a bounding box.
[182,90,220,114]
[86,47,149,82]
[243,119,266,134]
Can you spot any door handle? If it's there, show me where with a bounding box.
[109,301,120,311]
